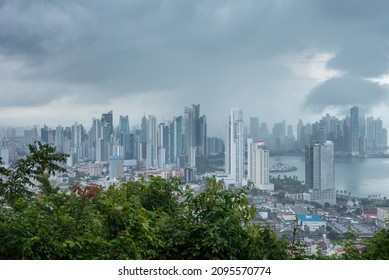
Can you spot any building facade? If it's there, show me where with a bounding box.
[305,141,336,205]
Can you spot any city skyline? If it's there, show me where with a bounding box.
[1,1,389,136]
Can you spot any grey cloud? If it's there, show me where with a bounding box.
[1,0,389,128]
[304,76,388,113]
[326,35,389,77]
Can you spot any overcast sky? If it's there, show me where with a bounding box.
[1,0,389,137]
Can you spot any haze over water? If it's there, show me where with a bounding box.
[270,155,389,198]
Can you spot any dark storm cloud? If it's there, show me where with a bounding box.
[326,36,389,77]
[304,76,387,112]
[1,0,389,121]
[302,0,389,112]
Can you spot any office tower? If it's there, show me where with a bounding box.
[140,115,148,161]
[129,133,136,160]
[41,125,49,144]
[119,115,130,134]
[350,106,359,156]
[366,117,388,151]
[157,122,169,168]
[250,117,260,142]
[110,145,124,179]
[71,122,83,162]
[171,116,184,165]
[272,120,286,152]
[118,115,131,159]
[225,108,244,185]
[55,125,64,153]
[162,123,171,164]
[305,141,336,205]
[305,144,314,189]
[246,138,254,179]
[286,124,295,151]
[197,115,207,157]
[252,142,274,191]
[184,105,196,152]
[101,110,113,138]
[89,118,102,162]
[24,127,38,146]
[183,104,207,159]
[259,122,269,142]
[146,115,157,168]
[297,119,305,151]
[98,110,113,162]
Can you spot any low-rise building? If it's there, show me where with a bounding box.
[297,214,326,232]
[377,207,389,229]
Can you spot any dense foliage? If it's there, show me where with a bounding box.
[1,142,389,260]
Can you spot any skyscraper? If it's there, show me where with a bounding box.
[252,143,274,191]
[71,122,82,162]
[101,110,113,138]
[250,117,260,142]
[110,152,124,180]
[172,116,184,165]
[225,108,244,185]
[350,106,359,156]
[119,115,130,134]
[183,104,207,158]
[306,141,336,205]
[140,115,148,162]
[118,115,131,159]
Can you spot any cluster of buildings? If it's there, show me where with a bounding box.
[223,109,335,206]
[296,106,387,156]
[2,105,389,256]
[0,105,387,193]
[253,197,389,257]
[1,105,218,182]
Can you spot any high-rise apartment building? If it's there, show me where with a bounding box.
[109,144,124,179]
[225,108,244,185]
[146,115,157,168]
[350,106,359,156]
[252,143,274,191]
[55,125,64,153]
[305,141,336,205]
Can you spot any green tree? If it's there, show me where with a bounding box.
[362,228,389,259]
[159,177,289,260]
[0,141,68,207]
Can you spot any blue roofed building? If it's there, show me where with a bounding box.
[297,214,326,232]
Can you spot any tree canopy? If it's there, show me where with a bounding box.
[1,142,389,260]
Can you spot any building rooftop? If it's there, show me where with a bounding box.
[297,214,324,222]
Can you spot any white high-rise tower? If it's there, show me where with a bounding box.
[225,108,244,185]
[248,141,274,190]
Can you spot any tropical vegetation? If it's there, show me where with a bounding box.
[0,142,389,260]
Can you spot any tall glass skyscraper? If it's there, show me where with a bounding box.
[350,106,359,156]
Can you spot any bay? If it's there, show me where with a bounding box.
[269,155,389,198]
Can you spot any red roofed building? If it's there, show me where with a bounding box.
[362,209,378,223]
